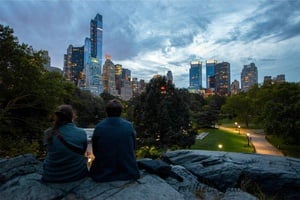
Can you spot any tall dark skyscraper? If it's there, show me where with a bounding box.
[206,60,217,89]
[90,14,103,66]
[215,62,230,96]
[82,13,103,94]
[64,13,103,95]
[63,45,84,86]
[241,63,258,92]
[189,61,202,91]
[166,70,173,84]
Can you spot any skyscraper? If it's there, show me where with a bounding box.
[64,13,103,95]
[74,14,103,95]
[102,55,118,95]
[90,14,103,66]
[131,77,139,97]
[231,80,240,95]
[206,60,217,89]
[166,70,173,84]
[189,61,202,91]
[215,62,230,96]
[241,63,258,92]
[122,68,131,81]
[115,64,122,94]
[120,68,132,100]
[63,45,84,86]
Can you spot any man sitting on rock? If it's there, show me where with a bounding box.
[90,99,140,182]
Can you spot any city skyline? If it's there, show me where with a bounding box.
[1,0,300,88]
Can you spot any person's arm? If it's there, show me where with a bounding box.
[92,129,98,157]
[43,128,52,147]
[132,126,137,150]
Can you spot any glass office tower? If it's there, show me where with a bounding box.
[241,63,258,92]
[90,14,103,67]
[215,62,230,96]
[189,61,202,90]
[206,60,217,89]
[82,14,103,94]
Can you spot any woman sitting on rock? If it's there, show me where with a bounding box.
[42,105,88,182]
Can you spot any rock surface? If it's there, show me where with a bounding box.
[163,150,300,200]
[2,151,297,199]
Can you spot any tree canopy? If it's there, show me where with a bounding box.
[128,76,196,149]
[221,82,300,144]
[0,25,106,157]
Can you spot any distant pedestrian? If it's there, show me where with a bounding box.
[42,105,88,182]
[90,99,140,182]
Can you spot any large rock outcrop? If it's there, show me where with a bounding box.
[163,150,300,200]
[1,150,299,200]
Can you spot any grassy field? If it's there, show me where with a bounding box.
[190,128,255,153]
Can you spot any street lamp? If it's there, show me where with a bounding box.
[238,125,241,134]
[234,122,238,130]
[247,133,251,146]
[218,144,223,150]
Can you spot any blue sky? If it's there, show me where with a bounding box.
[1,0,300,88]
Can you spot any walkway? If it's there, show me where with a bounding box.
[218,126,284,156]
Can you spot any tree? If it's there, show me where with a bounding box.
[129,76,196,149]
[0,25,76,157]
[221,93,254,128]
[69,88,106,127]
[261,83,300,143]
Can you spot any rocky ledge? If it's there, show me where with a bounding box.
[0,150,299,200]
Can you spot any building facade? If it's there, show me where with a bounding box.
[166,70,173,84]
[230,80,240,95]
[119,68,133,100]
[63,45,84,86]
[102,55,118,96]
[115,64,122,95]
[206,60,217,90]
[215,62,230,96]
[189,61,202,91]
[241,63,258,92]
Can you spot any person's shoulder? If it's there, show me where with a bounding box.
[95,119,107,127]
[73,125,87,135]
[120,118,133,126]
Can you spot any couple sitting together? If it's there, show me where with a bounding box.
[42,99,140,183]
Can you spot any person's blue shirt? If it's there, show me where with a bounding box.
[42,123,88,182]
[90,117,140,182]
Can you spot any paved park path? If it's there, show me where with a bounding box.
[218,126,284,156]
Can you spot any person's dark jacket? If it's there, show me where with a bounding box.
[90,117,140,182]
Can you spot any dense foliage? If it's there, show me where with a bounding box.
[127,76,197,149]
[222,82,300,144]
[0,25,105,157]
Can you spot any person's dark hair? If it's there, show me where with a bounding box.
[105,99,123,117]
[47,105,74,143]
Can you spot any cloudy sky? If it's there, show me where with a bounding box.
[1,0,300,88]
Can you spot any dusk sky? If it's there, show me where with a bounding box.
[1,0,300,88]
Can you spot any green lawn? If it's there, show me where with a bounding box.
[190,128,255,153]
